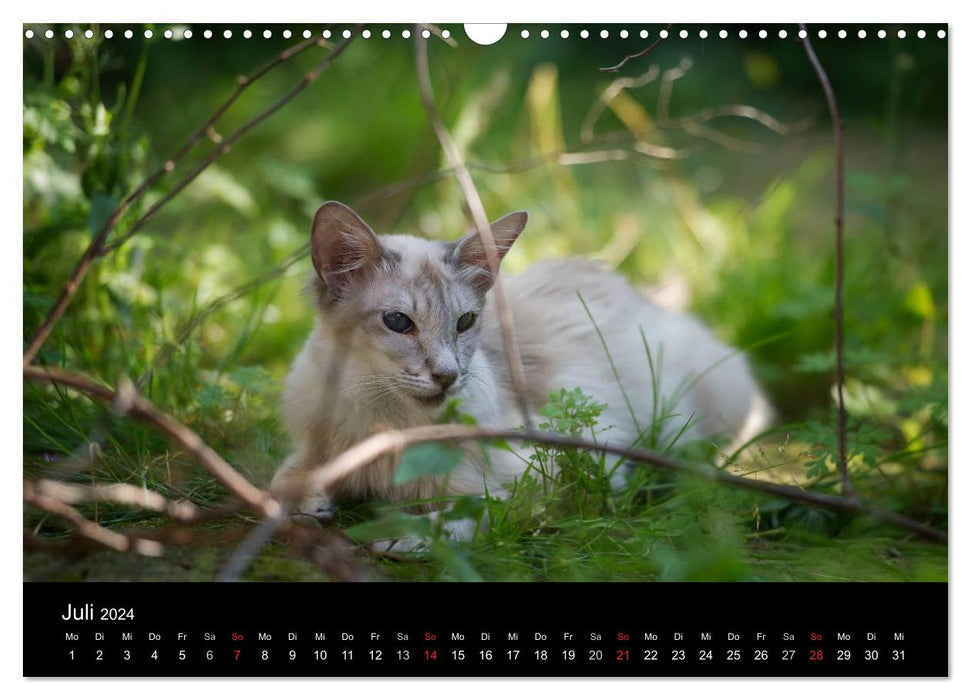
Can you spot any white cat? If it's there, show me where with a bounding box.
[271,201,772,540]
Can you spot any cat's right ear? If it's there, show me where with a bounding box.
[310,202,384,300]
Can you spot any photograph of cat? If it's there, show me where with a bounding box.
[271,201,773,540]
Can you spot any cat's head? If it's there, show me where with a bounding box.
[308,201,527,409]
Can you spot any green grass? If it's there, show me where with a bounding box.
[23,26,947,582]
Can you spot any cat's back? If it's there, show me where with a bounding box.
[491,257,770,445]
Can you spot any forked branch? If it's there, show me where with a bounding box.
[23,33,353,368]
[414,30,534,429]
[24,365,278,517]
[287,424,945,544]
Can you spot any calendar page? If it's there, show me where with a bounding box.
[22,19,948,678]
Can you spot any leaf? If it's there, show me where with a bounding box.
[904,282,936,320]
[229,366,273,393]
[441,496,486,523]
[392,442,465,485]
[429,541,483,582]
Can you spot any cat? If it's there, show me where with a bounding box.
[270,201,773,542]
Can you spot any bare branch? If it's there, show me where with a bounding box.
[217,512,289,581]
[600,24,673,73]
[287,424,945,544]
[23,34,353,368]
[414,29,534,428]
[24,365,279,517]
[101,35,356,255]
[24,481,164,556]
[581,65,661,143]
[800,24,852,498]
[32,479,199,522]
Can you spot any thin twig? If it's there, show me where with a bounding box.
[800,24,851,498]
[287,424,945,544]
[23,34,350,368]
[102,35,356,255]
[581,65,661,142]
[24,365,278,517]
[600,24,674,73]
[414,29,534,428]
[216,512,289,581]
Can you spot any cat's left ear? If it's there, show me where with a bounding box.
[310,201,384,301]
[452,211,528,292]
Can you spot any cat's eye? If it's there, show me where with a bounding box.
[383,312,414,333]
[456,312,477,333]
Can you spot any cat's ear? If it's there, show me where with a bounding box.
[452,211,528,292]
[310,201,384,299]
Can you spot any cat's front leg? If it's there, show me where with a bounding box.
[269,449,334,521]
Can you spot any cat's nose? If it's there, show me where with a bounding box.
[431,369,458,390]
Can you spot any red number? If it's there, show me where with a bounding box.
[810,649,824,661]
[424,649,437,661]
[234,649,241,661]
[616,649,629,661]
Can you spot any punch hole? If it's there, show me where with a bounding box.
[464,24,507,46]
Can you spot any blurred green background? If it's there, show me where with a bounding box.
[23,24,947,582]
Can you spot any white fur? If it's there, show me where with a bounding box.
[271,235,773,531]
